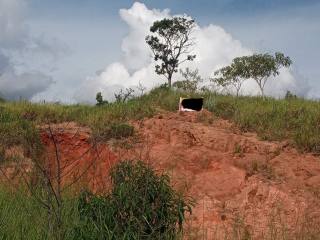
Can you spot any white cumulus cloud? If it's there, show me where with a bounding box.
[74,2,310,103]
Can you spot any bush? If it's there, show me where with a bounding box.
[74,160,193,239]
[96,92,109,106]
[285,90,297,100]
[109,123,134,139]
[94,123,134,142]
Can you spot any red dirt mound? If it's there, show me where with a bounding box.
[127,111,320,239]
[3,111,319,239]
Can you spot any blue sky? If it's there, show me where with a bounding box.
[1,0,319,101]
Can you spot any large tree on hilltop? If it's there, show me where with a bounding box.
[146,17,196,88]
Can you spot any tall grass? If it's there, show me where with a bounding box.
[0,187,79,239]
[0,161,191,240]
[1,88,320,153]
[203,94,320,153]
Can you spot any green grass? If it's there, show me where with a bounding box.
[2,88,320,153]
[0,161,192,240]
[203,94,320,153]
[0,187,79,240]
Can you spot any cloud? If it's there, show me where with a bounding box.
[0,69,53,100]
[74,2,308,103]
[0,0,57,100]
[0,52,10,74]
[0,0,27,50]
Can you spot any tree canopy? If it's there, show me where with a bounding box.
[146,17,196,88]
[241,52,292,97]
[212,57,248,96]
[213,52,292,98]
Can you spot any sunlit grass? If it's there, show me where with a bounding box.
[1,88,320,153]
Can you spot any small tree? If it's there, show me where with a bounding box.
[212,57,248,97]
[285,90,297,100]
[114,88,135,103]
[173,67,202,92]
[146,17,196,88]
[244,52,292,98]
[95,92,108,106]
[96,92,103,105]
[137,82,147,96]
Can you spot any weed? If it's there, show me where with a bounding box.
[246,160,276,180]
[93,122,134,142]
[233,143,245,157]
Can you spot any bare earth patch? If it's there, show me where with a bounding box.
[1,111,319,239]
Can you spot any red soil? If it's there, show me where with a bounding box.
[2,111,320,238]
[129,111,320,238]
[40,122,118,192]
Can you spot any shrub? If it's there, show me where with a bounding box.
[96,92,109,106]
[93,123,134,142]
[109,123,134,139]
[173,80,197,92]
[74,160,193,239]
[285,90,297,100]
[213,100,237,119]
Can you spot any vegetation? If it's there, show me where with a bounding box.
[285,90,298,100]
[212,57,248,96]
[173,68,203,93]
[93,122,135,142]
[1,87,320,153]
[1,87,320,238]
[74,161,192,239]
[114,87,135,103]
[242,53,292,97]
[96,92,109,106]
[0,161,191,239]
[146,17,196,88]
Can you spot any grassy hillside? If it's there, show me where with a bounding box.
[1,87,320,153]
[1,88,320,239]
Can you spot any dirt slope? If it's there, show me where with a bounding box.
[129,111,320,239]
[3,111,319,239]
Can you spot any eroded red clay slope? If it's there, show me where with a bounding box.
[37,111,320,238]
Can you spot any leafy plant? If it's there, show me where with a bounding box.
[74,160,193,239]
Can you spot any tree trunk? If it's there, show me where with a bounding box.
[168,75,172,88]
[236,88,240,97]
[259,85,265,99]
[167,71,173,88]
